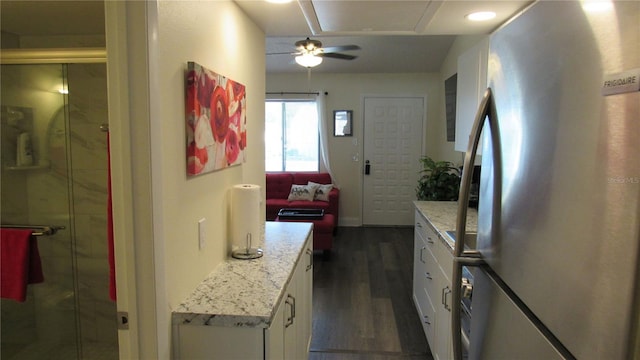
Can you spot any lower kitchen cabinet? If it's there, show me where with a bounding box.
[434,264,452,360]
[173,222,313,360]
[413,209,453,360]
[272,242,313,359]
[267,239,313,359]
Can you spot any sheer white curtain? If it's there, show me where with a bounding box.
[316,91,336,185]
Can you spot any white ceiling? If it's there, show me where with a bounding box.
[234,0,532,73]
[0,0,532,73]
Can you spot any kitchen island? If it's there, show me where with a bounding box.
[172,221,314,359]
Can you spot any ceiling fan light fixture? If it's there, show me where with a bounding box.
[295,53,323,68]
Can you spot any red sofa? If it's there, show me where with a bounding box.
[265,172,339,229]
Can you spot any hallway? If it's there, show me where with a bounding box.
[309,227,432,359]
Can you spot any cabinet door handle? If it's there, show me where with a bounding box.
[427,237,435,245]
[425,272,432,280]
[424,315,431,325]
[306,248,313,271]
[442,286,452,311]
[291,295,296,320]
[420,246,426,263]
[416,222,422,228]
[285,294,295,327]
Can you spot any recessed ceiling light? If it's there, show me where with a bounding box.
[581,0,613,12]
[266,0,292,4]
[466,11,497,21]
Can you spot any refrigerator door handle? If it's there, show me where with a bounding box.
[454,87,497,258]
[451,87,500,360]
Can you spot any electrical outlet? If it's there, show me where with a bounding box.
[198,218,206,250]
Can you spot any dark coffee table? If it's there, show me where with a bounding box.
[276,208,324,220]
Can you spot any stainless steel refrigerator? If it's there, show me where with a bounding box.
[451,1,640,359]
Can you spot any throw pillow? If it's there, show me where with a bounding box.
[287,183,319,201]
[308,181,333,202]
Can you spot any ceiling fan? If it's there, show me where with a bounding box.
[267,37,360,68]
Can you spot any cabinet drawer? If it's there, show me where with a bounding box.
[434,237,453,282]
[423,223,439,254]
[422,288,437,348]
[414,212,428,241]
[413,233,428,309]
[416,211,438,249]
[413,278,428,336]
[423,245,439,302]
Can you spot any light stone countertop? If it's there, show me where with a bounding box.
[172,221,312,328]
[413,201,478,251]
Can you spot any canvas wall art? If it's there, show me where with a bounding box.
[185,62,246,176]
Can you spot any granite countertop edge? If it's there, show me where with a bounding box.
[413,201,478,252]
[171,221,313,328]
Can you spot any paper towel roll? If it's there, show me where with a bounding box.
[230,184,261,254]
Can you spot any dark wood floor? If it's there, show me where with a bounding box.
[309,226,433,360]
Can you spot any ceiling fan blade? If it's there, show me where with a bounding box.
[320,45,360,53]
[319,52,358,60]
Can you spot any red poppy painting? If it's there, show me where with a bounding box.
[185,62,247,176]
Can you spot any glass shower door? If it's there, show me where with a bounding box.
[1,64,79,359]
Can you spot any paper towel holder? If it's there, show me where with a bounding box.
[232,233,263,260]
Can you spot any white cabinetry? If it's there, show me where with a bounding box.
[176,233,313,360]
[455,37,489,153]
[268,238,313,359]
[413,210,453,360]
[281,243,313,359]
[413,217,435,344]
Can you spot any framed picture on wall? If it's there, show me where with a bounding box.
[185,61,247,177]
[333,110,353,137]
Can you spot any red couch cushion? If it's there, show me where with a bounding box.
[283,200,330,211]
[265,173,293,199]
[292,172,332,185]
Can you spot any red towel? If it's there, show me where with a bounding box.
[107,133,116,301]
[1,228,44,302]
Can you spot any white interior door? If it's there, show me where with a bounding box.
[362,96,424,225]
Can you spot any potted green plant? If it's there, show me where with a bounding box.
[416,156,461,201]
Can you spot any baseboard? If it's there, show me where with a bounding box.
[337,216,361,227]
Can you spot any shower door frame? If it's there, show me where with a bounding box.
[0,48,122,355]
[2,2,156,358]
[1,46,140,359]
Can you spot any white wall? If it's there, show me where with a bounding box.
[156,0,265,305]
[266,72,440,226]
[107,1,265,358]
[155,1,265,357]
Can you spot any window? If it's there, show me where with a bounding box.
[265,100,319,171]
